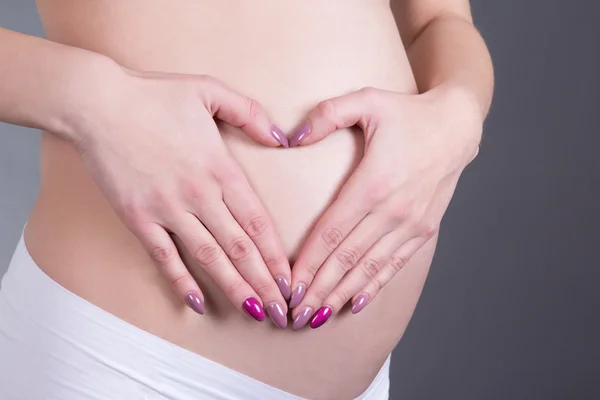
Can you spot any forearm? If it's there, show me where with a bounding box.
[0,27,124,144]
[405,13,494,121]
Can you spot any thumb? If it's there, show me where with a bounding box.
[289,87,379,147]
[200,76,288,147]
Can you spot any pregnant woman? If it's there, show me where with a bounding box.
[0,1,493,399]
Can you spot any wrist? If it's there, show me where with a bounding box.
[427,83,483,125]
[426,83,483,138]
[421,83,483,163]
[51,51,128,149]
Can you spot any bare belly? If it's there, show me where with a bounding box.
[25,1,437,398]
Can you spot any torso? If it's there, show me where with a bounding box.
[25,1,437,398]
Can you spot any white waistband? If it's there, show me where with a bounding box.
[0,226,390,400]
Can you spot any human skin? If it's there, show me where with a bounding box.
[289,0,494,329]
[0,1,492,399]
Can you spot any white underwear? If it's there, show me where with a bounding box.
[0,227,390,400]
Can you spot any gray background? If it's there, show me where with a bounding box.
[1,1,597,399]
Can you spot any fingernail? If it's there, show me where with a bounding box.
[266,302,288,329]
[243,297,265,321]
[275,276,291,300]
[271,124,289,148]
[351,293,370,314]
[310,306,333,329]
[185,291,205,315]
[289,122,311,147]
[292,307,313,330]
[289,283,307,308]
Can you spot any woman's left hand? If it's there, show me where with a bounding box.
[288,85,483,330]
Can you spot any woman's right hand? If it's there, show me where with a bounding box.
[69,67,291,328]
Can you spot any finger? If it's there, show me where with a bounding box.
[351,237,428,314]
[221,173,292,301]
[470,145,480,163]
[136,222,206,315]
[288,87,384,147]
[347,174,457,315]
[292,213,393,326]
[171,213,267,322]
[199,76,289,147]
[293,225,413,330]
[195,201,288,328]
[288,202,364,310]
[289,164,373,309]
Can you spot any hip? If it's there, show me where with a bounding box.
[0,228,391,400]
[25,132,436,398]
[24,2,435,396]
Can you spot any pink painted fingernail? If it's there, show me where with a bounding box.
[289,283,307,308]
[243,297,265,321]
[310,306,333,329]
[351,293,370,314]
[275,276,291,301]
[289,122,311,147]
[292,307,313,331]
[271,124,289,147]
[185,291,205,315]
[266,302,288,329]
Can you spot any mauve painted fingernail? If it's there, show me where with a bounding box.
[243,297,265,321]
[289,122,311,147]
[266,303,288,329]
[275,276,291,300]
[271,124,289,148]
[289,283,307,308]
[310,306,333,329]
[185,291,205,315]
[292,307,313,331]
[351,293,370,314]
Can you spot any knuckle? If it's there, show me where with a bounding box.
[150,245,174,265]
[253,282,273,299]
[215,162,243,186]
[193,243,222,266]
[365,176,392,205]
[245,215,267,238]
[198,74,216,89]
[333,289,350,306]
[389,255,407,273]
[170,274,191,288]
[420,221,439,239]
[371,277,384,292]
[406,216,423,233]
[335,246,361,273]
[472,145,480,160]
[304,261,321,277]
[227,236,254,261]
[390,204,412,224]
[313,287,329,302]
[316,99,336,122]
[121,201,147,228]
[245,98,261,123]
[158,201,179,219]
[321,227,344,250]
[196,76,218,100]
[359,86,378,100]
[224,279,244,298]
[263,255,285,271]
[182,180,208,204]
[361,258,383,280]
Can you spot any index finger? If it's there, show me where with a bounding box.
[288,87,381,147]
[198,76,287,147]
[221,170,293,301]
[289,169,372,308]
